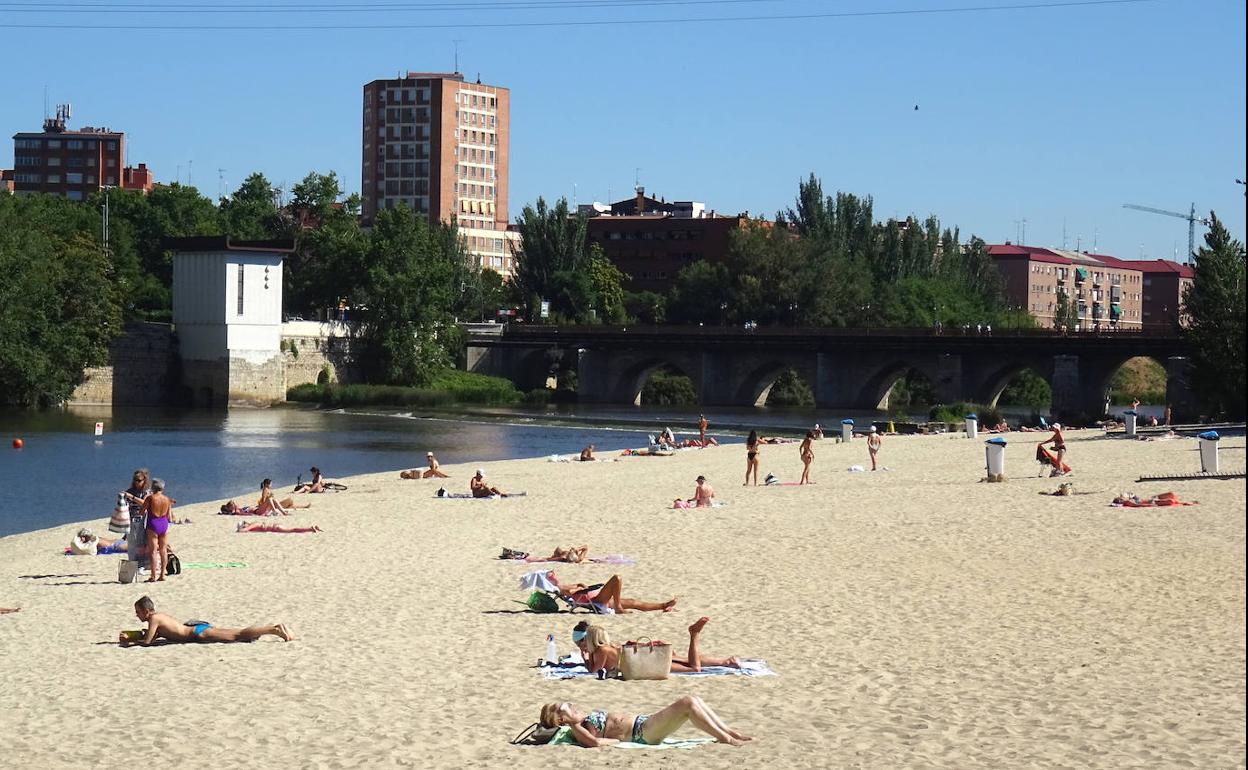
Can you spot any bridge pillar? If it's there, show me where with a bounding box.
[813,352,851,409]
[1049,355,1081,419]
[932,354,963,405]
[1164,356,1198,421]
[697,352,735,406]
[576,349,612,404]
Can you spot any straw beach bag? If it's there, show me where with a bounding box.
[619,638,672,681]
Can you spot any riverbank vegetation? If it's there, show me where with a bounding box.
[287,370,523,408]
[1182,215,1245,419]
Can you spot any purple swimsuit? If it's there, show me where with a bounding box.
[147,515,169,536]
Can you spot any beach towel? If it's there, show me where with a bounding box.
[502,553,637,566]
[63,544,126,556]
[181,561,248,569]
[542,659,778,680]
[550,727,712,749]
[1035,445,1071,474]
[1113,491,1197,507]
[236,523,322,533]
[436,491,527,499]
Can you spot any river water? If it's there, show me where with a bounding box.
[0,405,741,539]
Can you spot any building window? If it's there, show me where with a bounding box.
[14,172,41,183]
[106,175,116,185]
[236,264,245,316]
[66,172,83,184]
[67,139,83,149]
[106,159,116,168]
[48,157,61,167]
[47,139,61,149]
[106,141,117,150]
[47,174,61,183]
[67,190,83,200]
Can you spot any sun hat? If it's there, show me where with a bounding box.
[696,475,706,482]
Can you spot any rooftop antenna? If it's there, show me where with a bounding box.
[453,39,464,74]
[217,168,227,199]
[43,85,48,119]
[187,160,193,187]
[1061,218,1068,249]
[572,182,577,207]
[1092,227,1098,254]
[634,167,641,188]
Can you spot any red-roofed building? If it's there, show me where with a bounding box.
[1134,259,1194,328]
[988,244,1144,330]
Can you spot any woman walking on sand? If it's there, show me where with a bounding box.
[867,426,882,471]
[744,430,760,486]
[798,430,815,485]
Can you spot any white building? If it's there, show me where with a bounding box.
[170,237,294,406]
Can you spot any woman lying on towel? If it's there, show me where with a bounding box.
[501,545,590,563]
[538,696,753,747]
[573,617,741,676]
[546,571,676,613]
[1112,491,1196,507]
[236,522,323,533]
[68,528,127,555]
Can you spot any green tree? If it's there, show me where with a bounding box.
[0,195,122,407]
[668,260,731,324]
[1182,213,1245,418]
[219,173,287,240]
[586,246,629,323]
[354,205,464,385]
[284,172,367,316]
[1053,290,1078,331]
[511,197,589,320]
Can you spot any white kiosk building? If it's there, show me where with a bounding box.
[169,237,294,406]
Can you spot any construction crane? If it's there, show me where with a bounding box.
[1122,202,1210,264]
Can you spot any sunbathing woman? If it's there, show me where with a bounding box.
[294,467,325,493]
[573,617,741,676]
[545,571,676,613]
[255,478,311,515]
[538,697,753,747]
[532,545,589,563]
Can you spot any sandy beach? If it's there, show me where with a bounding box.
[1,427,1244,769]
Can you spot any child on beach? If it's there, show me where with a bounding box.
[120,596,292,647]
[538,697,753,747]
[867,426,882,471]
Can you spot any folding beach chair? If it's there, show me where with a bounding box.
[519,570,610,614]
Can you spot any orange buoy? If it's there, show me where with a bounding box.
[12,438,23,449]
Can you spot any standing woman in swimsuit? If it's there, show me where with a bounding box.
[538,697,753,747]
[744,430,760,486]
[141,479,173,582]
[798,430,815,485]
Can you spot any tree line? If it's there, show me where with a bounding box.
[0,171,501,406]
[511,174,1030,331]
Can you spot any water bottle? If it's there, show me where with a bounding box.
[544,634,558,666]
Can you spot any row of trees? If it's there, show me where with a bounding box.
[509,174,1030,330]
[0,171,504,405]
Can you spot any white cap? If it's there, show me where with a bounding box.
[475,468,485,476]
[426,451,434,456]
[870,425,877,432]
[1052,423,1062,430]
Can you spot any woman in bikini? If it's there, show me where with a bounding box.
[545,571,676,613]
[573,617,741,677]
[743,430,760,486]
[294,467,325,493]
[538,697,753,747]
[1041,423,1068,474]
[255,478,311,516]
[141,479,173,582]
[798,430,815,485]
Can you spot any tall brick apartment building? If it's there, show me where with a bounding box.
[361,72,515,275]
[10,106,152,198]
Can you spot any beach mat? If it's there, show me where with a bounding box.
[436,492,527,499]
[546,727,712,749]
[181,561,247,569]
[542,659,777,680]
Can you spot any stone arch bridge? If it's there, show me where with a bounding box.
[465,325,1194,420]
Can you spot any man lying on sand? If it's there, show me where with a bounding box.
[119,596,293,647]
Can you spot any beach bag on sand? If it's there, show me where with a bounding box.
[165,552,181,576]
[525,591,560,613]
[510,723,563,745]
[619,638,672,681]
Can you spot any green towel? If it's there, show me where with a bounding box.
[181,561,248,569]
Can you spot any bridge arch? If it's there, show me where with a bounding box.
[735,360,818,407]
[616,357,697,406]
[977,359,1055,408]
[859,361,942,411]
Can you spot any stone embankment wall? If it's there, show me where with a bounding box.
[70,322,177,406]
[280,320,358,391]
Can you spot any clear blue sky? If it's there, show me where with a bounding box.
[2,0,1244,260]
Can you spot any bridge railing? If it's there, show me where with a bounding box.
[494,323,1183,340]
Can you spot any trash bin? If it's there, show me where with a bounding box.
[985,437,1007,480]
[839,419,855,443]
[965,413,978,439]
[1198,431,1220,474]
[1124,410,1138,437]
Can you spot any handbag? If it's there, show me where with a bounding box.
[619,637,672,681]
[165,552,182,576]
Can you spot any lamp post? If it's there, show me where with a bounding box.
[720,301,728,327]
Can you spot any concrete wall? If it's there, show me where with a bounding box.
[280,321,357,390]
